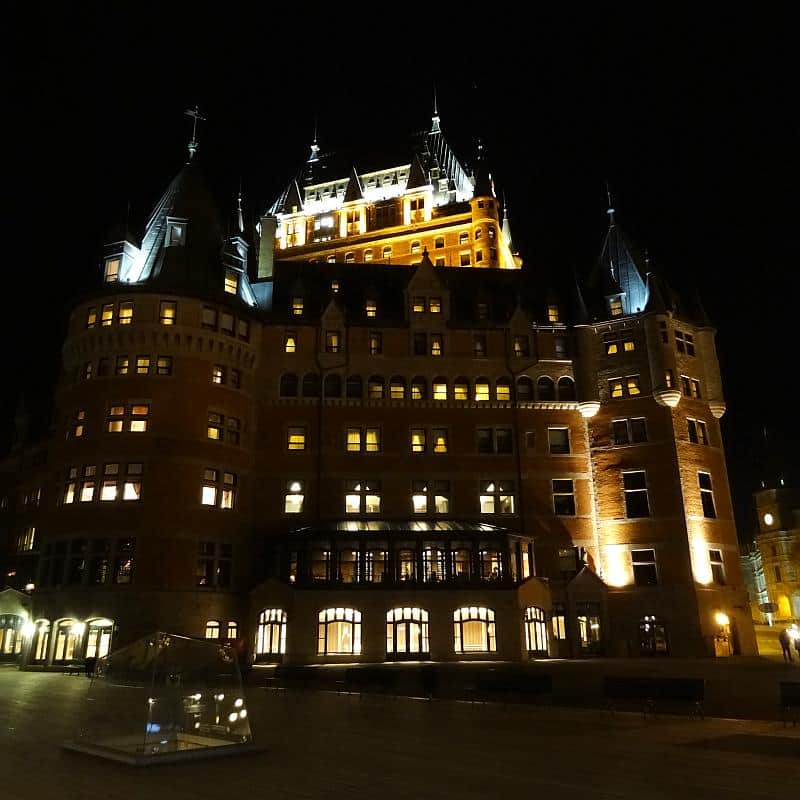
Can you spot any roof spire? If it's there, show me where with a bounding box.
[236,178,244,235]
[309,118,320,162]
[606,182,615,225]
[431,85,441,133]
[184,105,206,160]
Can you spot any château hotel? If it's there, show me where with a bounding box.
[0,107,756,667]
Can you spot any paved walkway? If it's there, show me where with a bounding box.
[0,671,798,799]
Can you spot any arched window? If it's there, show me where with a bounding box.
[53,619,84,662]
[453,377,470,401]
[432,378,448,401]
[474,377,490,402]
[205,620,220,640]
[423,547,446,582]
[557,376,576,401]
[255,609,287,659]
[453,607,496,653]
[516,376,533,402]
[537,376,556,401]
[344,252,355,263]
[324,373,342,398]
[495,377,512,402]
[280,373,298,397]
[411,376,427,400]
[382,246,392,260]
[386,607,430,659]
[0,614,23,657]
[639,615,669,655]
[317,607,361,655]
[32,619,51,662]
[85,618,114,659]
[390,376,406,400]
[364,249,373,262]
[434,236,445,249]
[226,621,239,639]
[524,607,548,656]
[368,375,385,399]
[302,373,321,397]
[346,375,363,399]
[410,240,421,254]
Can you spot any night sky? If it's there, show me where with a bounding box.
[5,6,797,541]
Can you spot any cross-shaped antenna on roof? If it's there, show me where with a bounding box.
[185,105,206,160]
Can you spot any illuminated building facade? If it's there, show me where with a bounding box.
[0,111,756,667]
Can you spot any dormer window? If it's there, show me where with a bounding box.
[167,223,185,247]
[104,258,120,283]
[547,305,560,323]
[609,296,624,317]
[224,269,239,295]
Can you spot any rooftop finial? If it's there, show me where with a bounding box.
[431,85,441,133]
[237,178,244,234]
[184,105,206,160]
[309,118,320,162]
[606,182,615,225]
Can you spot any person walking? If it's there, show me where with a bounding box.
[778,627,793,662]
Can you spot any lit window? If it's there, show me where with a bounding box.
[224,269,239,294]
[106,406,125,433]
[606,341,619,355]
[255,609,287,657]
[431,333,443,356]
[459,231,469,245]
[113,355,128,376]
[326,330,341,354]
[129,404,149,432]
[382,246,392,260]
[411,429,426,453]
[513,336,529,357]
[104,258,120,283]
[698,472,716,518]
[413,296,425,313]
[101,304,115,326]
[167,223,185,246]
[344,480,381,514]
[623,471,650,518]
[82,361,93,381]
[474,380,490,402]
[369,332,382,355]
[156,356,172,376]
[411,377,426,400]
[344,252,355,263]
[552,479,576,515]
[524,607,548,655]
[632,549,658,586]
[548,427,570,454]
[496,380,511,402]
[205,621,220,639]
[609,296,623,317]
[118,302,134,325]
[453,607,496,653]
[390,378,405,399]
[364,249,373,262]
[70,409,86,439]
[212,365,226,385]
[428,297,441,313]
[368,376,384,399]
[365,299,377,318]
[626,376,641,396]
[624,340,635,352]
[159,301,177,325]
[346,428,362,452]
[292,297,304,316]
[473,334,487,357]
[284,480,304,514]
[547,305,560,323]
[387,607,430,655]
[318,607,362,655]
[227,621,239,639]
[80,466,96,502]
[433,380,448,400]
[411,240,421,254]
[284,333,297,353]
[454,379,469,401]
[135,356,150,375]
[287,427,306,451]
[480,480,515,514]
[86,307,97,329]
[123,464,142,501]
[220,473,236,509]
[432,429,448,454]
[207,412,223,440]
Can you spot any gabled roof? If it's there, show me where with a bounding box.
[342,166,364,202]
[405,152,429,190]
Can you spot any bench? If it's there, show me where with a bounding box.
[779,681,800,727]
[603,676,704,719]
[470,672,553,706]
